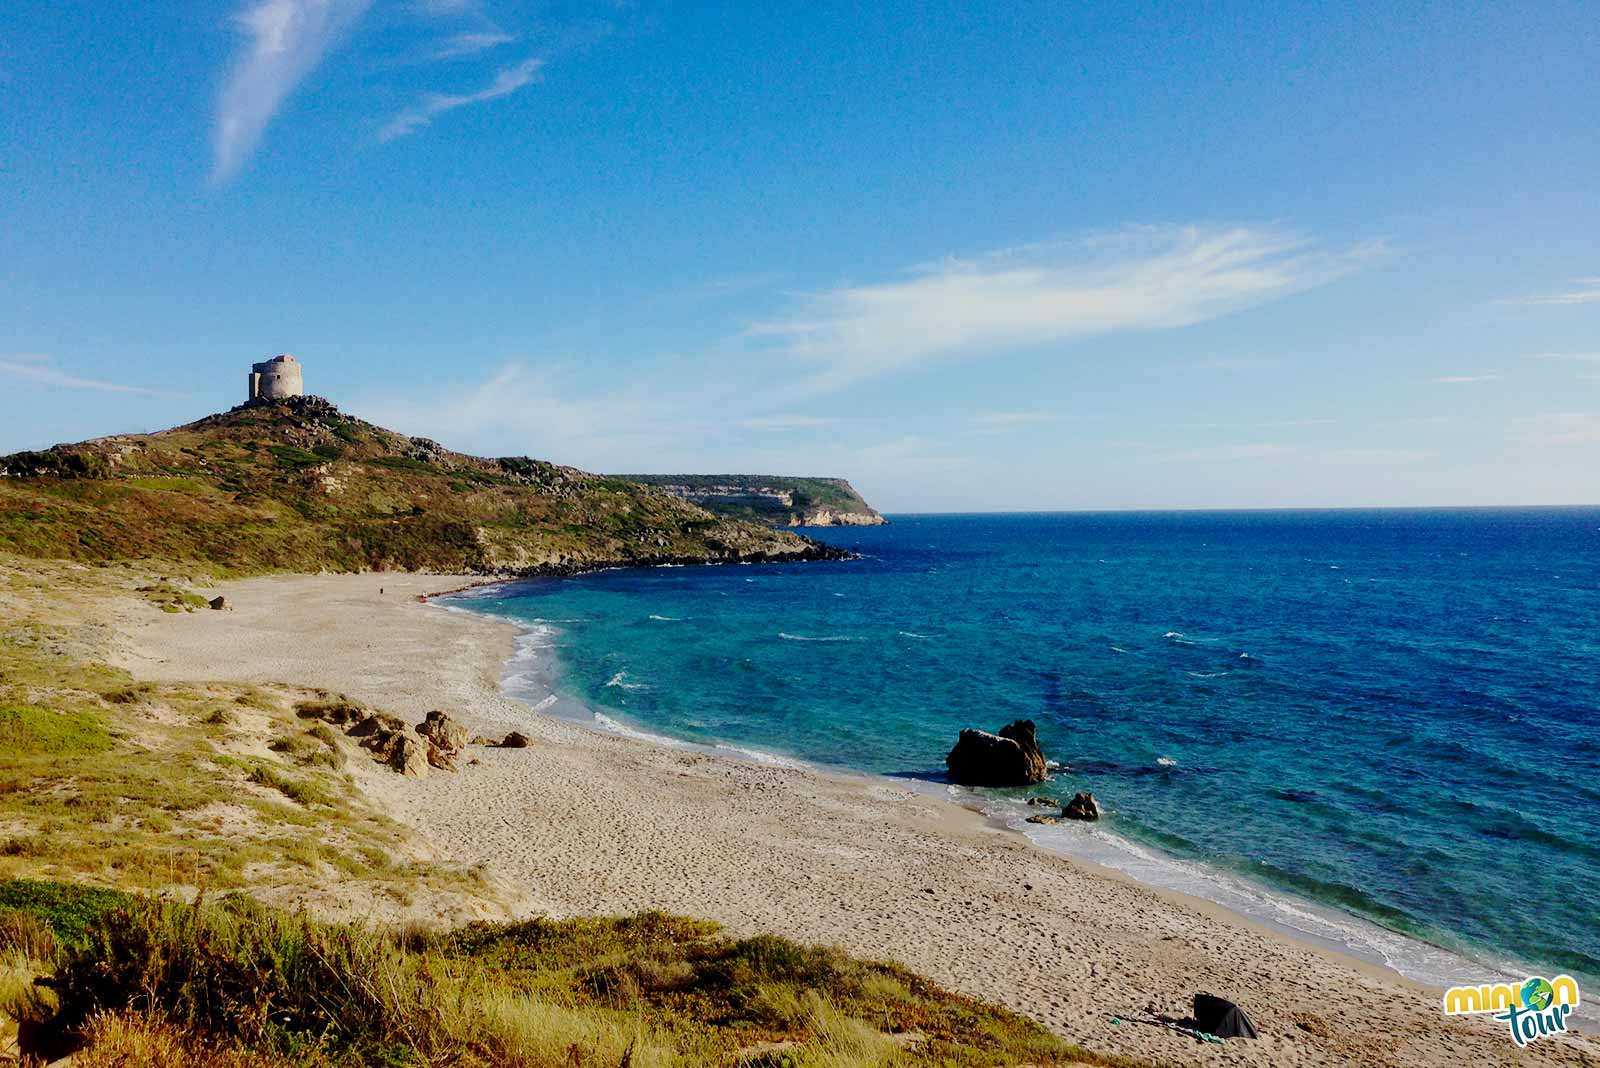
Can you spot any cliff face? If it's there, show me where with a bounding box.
[0,398,848,575]
[612,475,887,528]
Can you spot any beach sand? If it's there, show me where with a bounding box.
[115,572,1599,1067]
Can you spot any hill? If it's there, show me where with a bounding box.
[613,474,886,527]
[0,397,847,575]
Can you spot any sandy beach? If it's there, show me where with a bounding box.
[113,571,1598,1068]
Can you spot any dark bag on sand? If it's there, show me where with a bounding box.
[1194,993,1258,1039]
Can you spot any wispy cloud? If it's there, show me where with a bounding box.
[1430,374,1499,384]
[1525,351,1600,362]
[378,56,543,141]
[0,355,184,397]
[746,226,1383,391]
[966,411,1059,434]
[735,414,847,431]
[1498,278,1600,306]
[431,30,514,60]
[1151,442,1428,465]
[1508,413,1600,447]
[213,0,371,184]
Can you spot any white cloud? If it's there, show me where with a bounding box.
[0,355,183,397]
[1499,279,1600,306]
[1508,413,1600,447]
[378,57,543,141]
[1526,351,1600,362]
[431,31,514,60]
[1430,374,1499,384]
[213,0,371,184]
[746,226,1383,391]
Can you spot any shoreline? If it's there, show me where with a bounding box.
[453,583,1526,997]
[116,571,1598,1067]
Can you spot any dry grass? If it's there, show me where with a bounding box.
[71,1013,299,1068]
[0,889,1111,1068]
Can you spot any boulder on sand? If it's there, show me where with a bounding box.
[388,733,429,777]
[1062,790,1101,821]
[497,731,532,749]
[945,720,1048,786]
[208,596,227,611]
[417,710,469,770]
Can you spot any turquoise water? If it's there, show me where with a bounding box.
[451,509,1600,987]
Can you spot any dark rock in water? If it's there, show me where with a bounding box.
[1062,790,1101,821]
[1026,795,1059,807]
[208,596,227,611]
[945,719,1048,786]
[498,731,532,749]
[1025,814,1058,825]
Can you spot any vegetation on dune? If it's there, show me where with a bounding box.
[0,398,846,577]
[0,884,1116,1068]
[0,561,489,914]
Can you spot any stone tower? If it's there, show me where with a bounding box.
[247,354,304,403]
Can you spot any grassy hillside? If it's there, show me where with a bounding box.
[0,398,846,576]
[612,475,885,528]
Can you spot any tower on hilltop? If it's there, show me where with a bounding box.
[247,354,304,403]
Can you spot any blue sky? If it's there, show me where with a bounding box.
[2,1,1597,511]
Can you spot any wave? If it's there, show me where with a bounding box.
[1109,645,1129,653]
[713,743,807,769]
[778,632,857,642]
[897,631,931,639]
[647,614,681,622]
[1156,756,1178,767]
[1185,670,1228,678]
[604,671,647,690]
[592,711,688,748]
[530,694,558,712]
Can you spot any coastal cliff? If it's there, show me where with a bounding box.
[613,473,886,527]
[0,397,848,575]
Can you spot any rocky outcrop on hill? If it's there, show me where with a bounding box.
[611,474,885,528]
[945,720,1049,786]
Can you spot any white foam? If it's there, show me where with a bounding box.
[592,711,689,748]
[1156,756,1178,767]
[778,632,857,642]
[647,614,681,622]
[897,631,930,639]
[713,743,807,769]
[978,795,1522,993]
[604,671,647,690]
[531,694,558,712]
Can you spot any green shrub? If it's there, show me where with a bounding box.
[0,705,114,756]
[0,880,132,948]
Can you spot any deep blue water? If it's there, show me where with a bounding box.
[456,509,1600,986]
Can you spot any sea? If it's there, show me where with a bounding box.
[445,508,1600,993]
